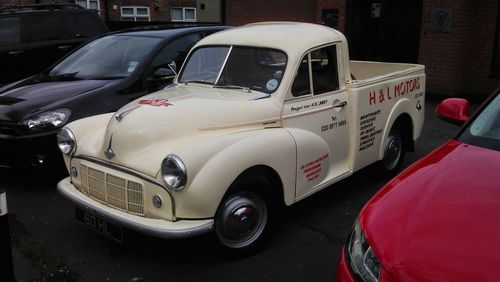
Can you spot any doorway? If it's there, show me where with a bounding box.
[346,0,422,63]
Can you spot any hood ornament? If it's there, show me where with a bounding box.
[104,135,115,160]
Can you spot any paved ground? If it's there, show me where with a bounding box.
[1,98,475,282]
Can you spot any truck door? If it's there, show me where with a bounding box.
[282,44,351,200]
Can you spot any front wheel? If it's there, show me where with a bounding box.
[380,128,405,176]
[215,190,268,251]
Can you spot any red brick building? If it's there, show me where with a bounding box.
[224,0,500,98]
[1,0,219,22]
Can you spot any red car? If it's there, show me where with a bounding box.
[336,89,500,281]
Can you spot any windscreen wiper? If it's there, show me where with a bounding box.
[49,72,82,81]
[213,84,251,93]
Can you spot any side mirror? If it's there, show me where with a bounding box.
[436,98,470,126]
[152,68,176,80]
[168,61,177,75]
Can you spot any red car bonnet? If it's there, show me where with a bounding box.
[360,139,500,281]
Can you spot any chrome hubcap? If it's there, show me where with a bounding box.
[226,206,257,239]
[216,192,268,249]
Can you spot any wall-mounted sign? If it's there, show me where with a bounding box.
[430,8,453,32]
[0,191,7,216]
[371,3,381,18]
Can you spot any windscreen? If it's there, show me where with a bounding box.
[179,46,287,94]
[49,35,162,80]
[459,92,500,151]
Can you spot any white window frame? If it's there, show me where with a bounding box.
[75,0,100,11]
[171,7,196,22]
[121,6,150,22]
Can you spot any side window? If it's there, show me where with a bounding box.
[291,44,339,97]
[148,33,201,75]
[291,55,311,96]
[0,17,21,45]
[311,45,339,94]
[65,13,108,37]
[27,14,70,42]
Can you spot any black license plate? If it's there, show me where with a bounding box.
[75,208,123,242]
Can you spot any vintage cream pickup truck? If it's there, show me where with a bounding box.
[57,22,425,250]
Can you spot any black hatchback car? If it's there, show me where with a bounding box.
[0,25,229,168]
[0,4,108,84]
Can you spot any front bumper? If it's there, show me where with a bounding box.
[0,132,61,168]
[336,247,356,282]
[58,177,214,239]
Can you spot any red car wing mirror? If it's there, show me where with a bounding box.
[436,98,470,126]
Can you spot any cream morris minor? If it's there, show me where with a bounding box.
[57,22,425,250]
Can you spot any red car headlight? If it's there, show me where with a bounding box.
[346,221,381,282]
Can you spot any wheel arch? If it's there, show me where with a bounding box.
[378,99,416,160]
[224,165,286,209]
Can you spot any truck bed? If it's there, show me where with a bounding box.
[349,61,424,87]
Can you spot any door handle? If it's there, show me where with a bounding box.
[333,101,347,108]
[8,50,24,55]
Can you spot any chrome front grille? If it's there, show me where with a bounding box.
[78,164,145,215]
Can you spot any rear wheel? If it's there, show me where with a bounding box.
[380,127,405,175]
[215,189,269,251]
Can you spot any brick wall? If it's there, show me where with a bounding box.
[419,0,500,97]
[316,0,345,32]
[225,0,346,31]
[0,0,198,22]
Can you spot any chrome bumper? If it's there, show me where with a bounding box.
[57,177,214,239]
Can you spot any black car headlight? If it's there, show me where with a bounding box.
[57,127,76,156]
[22,109,71,132]
[161,154,187,190]
[346,221,381,282]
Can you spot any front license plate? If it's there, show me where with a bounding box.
[75,208,123,242]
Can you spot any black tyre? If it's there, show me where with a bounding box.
[380,127,405,176]
[215,189,269,251]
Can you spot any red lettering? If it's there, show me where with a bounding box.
[369,91,376,105]
[394,83,402,96]
[378,90,385,103]
[387,86,391,100]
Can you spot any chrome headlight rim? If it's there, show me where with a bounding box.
[22,108,71,133]
[57,127,77,156]
[346,221,381,282]
[161,154,187,191]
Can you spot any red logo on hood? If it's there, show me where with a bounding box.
[139,99,173,107]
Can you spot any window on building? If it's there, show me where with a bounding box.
[121,6,150,22]
[171,7,196,22]
[76,0,99,11]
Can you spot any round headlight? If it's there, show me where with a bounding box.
[161,154,187,190]
[57,127,76,156]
